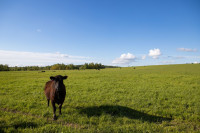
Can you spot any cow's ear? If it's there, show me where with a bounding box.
[50,76,56,80]
[63,76,68,80]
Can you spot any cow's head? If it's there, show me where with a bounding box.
[50,75,68,84]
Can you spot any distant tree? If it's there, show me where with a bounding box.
[59,63,66,70]
[45,66,51,70]
[66,64,79,70]
[89,62,95,69]
[79,63,105,70]
[50,64,60,70]
[0,64,9,71]
[79,65,86,70]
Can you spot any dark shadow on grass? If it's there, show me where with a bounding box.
[78,105,172,123]
[0,128,5,133]
[0,122,38,132]
[13,122,38,129]
[0,120,6,133]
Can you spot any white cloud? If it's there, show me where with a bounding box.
[148,48,161,59]
[112,53,136,65]
[0,50,91,66]
[193,61,199,64]
[177,48,197,52]
[142,55,146,60]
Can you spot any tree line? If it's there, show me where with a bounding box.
[50,63,105,70]
[0,63,106,71]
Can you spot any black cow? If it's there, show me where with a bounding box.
[44,75,68,120]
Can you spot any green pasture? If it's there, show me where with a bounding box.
[0,64,200,132]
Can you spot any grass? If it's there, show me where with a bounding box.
[0,64,200,132]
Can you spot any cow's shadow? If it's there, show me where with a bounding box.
[78,105,172,123]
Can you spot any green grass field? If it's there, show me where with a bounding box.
[0,64,200,132]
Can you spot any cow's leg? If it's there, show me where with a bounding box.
[59,103,63,115]
[51,101,57,120]
[47,99,50,107]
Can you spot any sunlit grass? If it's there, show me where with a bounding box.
[0,64,200,132]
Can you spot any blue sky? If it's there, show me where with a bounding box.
[0,0,199,66]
